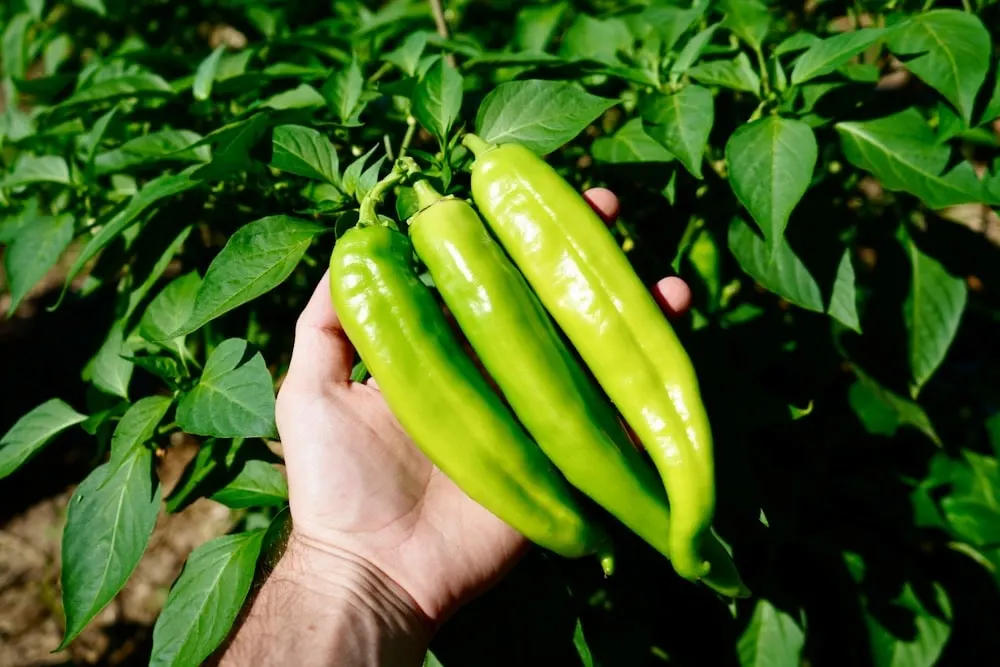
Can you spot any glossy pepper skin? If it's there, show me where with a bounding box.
[329,223,614,573]
[408,184,674,562]
[464,135,717,583]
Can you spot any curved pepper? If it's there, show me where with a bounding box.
[463,135,719,584]
[329,223,614,573]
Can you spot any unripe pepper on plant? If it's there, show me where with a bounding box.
[463,135,720,584]
[408,178,747,597]
[328,171,614,574]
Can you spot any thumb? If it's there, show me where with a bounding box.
[286,270,356,387]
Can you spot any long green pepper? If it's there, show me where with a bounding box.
[464,135,719,583]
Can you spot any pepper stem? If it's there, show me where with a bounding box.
[413,180,445,210]
[358,168,405,228]
[461,133,493,158]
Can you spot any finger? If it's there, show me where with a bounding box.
[652,276,692,320]
[583,188,620,225]
[287,270,355,385]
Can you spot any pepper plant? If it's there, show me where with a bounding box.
[2,0,1000,664]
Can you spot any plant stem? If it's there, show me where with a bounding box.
[369,62,393,83]
[358,169,405,227]
[754,46,771,99]
[428,0,456,67]
[398,116,417,159]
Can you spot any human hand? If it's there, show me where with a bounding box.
[274,188,693,634]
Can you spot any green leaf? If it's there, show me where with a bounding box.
[423,650,445,667]
[736,599,805,667]
[176,338,277,438]
[4,212,75,316]
[341,145,379,198]
[271,124,341,185]
[559,14,632,66]
[671,25,720,77]
[383,32,428,77]
[323,57,365,125]
[210,460,288,508]
[791,28,885,85]
[150,530,265,667]
[728,218,822,312]
[193,44,226,101]
[90,320,134,399]
[592,118,674,164]
[192,113,272,181]
[59,451,161,647]
[837,109,986,209]
[72,0,106,15]
[627,3,705,52]
[866,583,951,667]
[94,130,209,175]
[476,80,617,155]
[573,619,596,667]
[726,116,817,258]
[55,73,175,110]
[719,0,770,51]
[170,216,324,337]
[688,53,760,94]
[413,59,463,145]
[0,399,86,479]
[829,249,861,333]
[262,83,326,110]
[108,395,172,469]
[887,10,990,124]
[905,239,967,397]
[513,3,567,52]
[139,271,201,357]
[774,31,821,56]
[2,13,33,82]
[980,73,1000,125]
[640,85,713,178]
[942,497,1000,546]
[80,106,120,176]
[128,354,182,387]
[62,168,200,298]
[0,154,72,188]
[848,371,941,445]
[123,224,193,321]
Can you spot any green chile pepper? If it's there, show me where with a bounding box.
[463,135,719,584]
[329,223,614,573]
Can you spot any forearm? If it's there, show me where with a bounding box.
[220,535,432,667]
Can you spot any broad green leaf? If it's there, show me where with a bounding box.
[942,497,1000,546]
[837,109,985,208]
[0,154,72,188]
[0,399,86,479]
[90,320,134,399]
[829,249,861,333]
[774,31,821,56]
[107,395,172,469]
[341,145,379,198]
[640,85,713,178]
[728,218,822,312]
[55,73,174,109]
[192,113,272,181]
[59,451,161,647]
[848,371,940,445]
[688,53,760,94]
[128,354,182,387]
[413,59,463,144]
[4,213,75,315]
[476,80,617,155]
[671,25,719,77]
[176,338,277,438]
[382,32,428,77]
[2,13,33,82]
[726,116,817,258]
[171,217,324,337]
[423,650,445,667]
[687,228,722,311]
[80,106,120,176]
[139,271,201,358]
[193,44,226,101]
[355,155,387,202]
[210,460,288,508]
[263,83,326,110]
[719,0,770,51]
[513,3,567,52]
[736,599,805,667]
[271,125,341,185]
[323,57,365,125]
[791,28,885,85]
[559,14,632,66]
[905,240,967,397]
[887,11,990,124]
[0,199,37,243]
[124,224,194,321]
[43,34,73,74]
[94,130,209,175]
[627,3,705,52]
[866,583,951,667]
[150,530,265,667]
[72,0,106,15]
[981,73,1000,125]
[62,168,200,298]
[592,118,674,164]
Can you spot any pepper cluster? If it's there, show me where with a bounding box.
[329,136,748,597]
